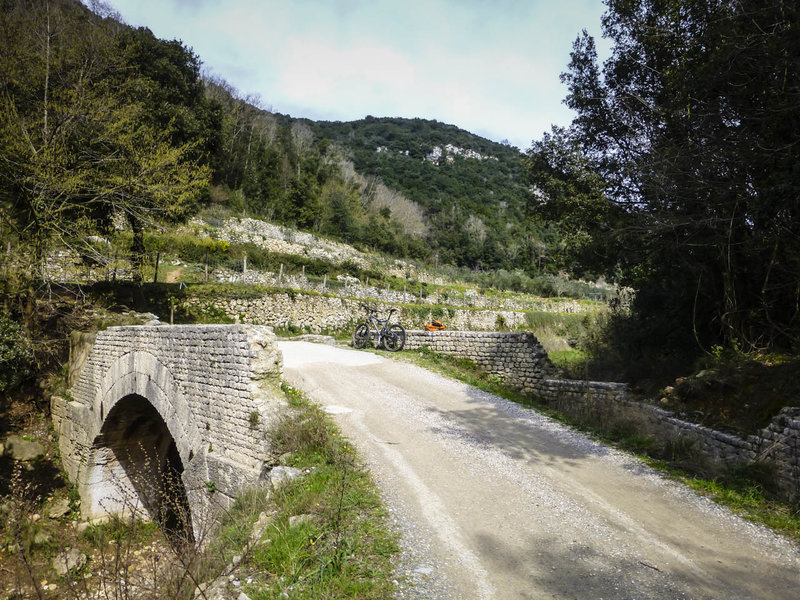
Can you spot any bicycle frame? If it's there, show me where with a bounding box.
[363,307,393,346]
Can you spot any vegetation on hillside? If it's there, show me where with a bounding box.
[310,117,544,271]
[0,0,796,397]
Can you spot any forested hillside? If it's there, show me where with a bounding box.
[309,117,537,269]
[2,0,798,394]
[206,101,563,274]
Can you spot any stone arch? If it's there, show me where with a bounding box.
[80,351,208,537]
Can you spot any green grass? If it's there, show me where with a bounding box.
[645,462,800,541]
[238,384,398,599]
[548,348,589,378]
[81,516,161,547]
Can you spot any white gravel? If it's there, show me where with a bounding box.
[279,341,800,600]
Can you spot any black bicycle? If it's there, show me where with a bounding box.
[353,304,406,352]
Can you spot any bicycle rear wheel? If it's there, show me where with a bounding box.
[382,324,405,352]
[353,323,370,349]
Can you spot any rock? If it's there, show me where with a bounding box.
[140,312,161,325]
[251,511,274,543]
[4,434,44,461]
[33,531,52,546]
[269,466,303,489]
[238,593,252,600]
[53,548,87,576]
[74,521,91,534]
[48,498,71,519]
[288,514,313,527]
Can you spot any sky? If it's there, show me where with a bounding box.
[102,0,609,151]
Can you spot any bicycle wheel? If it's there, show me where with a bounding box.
[382,324,406,352]
[353,323,370,349]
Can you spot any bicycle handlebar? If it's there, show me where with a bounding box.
[360,305,397,317]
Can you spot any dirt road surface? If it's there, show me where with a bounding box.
[278,341,800,599]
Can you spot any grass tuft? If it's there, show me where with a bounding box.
[243,385,398,599]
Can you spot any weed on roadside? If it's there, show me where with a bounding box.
[1,385,398,600]
[243,385,398,599]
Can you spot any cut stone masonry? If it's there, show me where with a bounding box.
[52,324,284,536]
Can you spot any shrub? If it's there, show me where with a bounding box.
[0,311,34,394]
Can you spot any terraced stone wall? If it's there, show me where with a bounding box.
[183,292,534,332]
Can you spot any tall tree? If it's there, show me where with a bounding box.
[562,0,800,353]
[0,0,209,288]
[526,126,623,278]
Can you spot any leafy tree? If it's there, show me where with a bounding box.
[116,25,221,164]
[562,0,800,355]
[0,310,34,394]
[0,0,209,289]
[526,126,624,277]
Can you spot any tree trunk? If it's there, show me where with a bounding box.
[129,215,145,283]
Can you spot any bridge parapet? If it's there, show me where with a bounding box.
[52,324,283,532]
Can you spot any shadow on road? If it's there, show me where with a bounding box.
[423,382,613,467]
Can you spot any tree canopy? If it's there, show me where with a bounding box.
[0,0,211,284]
[560,0,800,357]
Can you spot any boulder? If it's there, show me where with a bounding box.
[269,466,303,489]
[4,435,44,461]
[53,548,86,576]
[48,498,71,519]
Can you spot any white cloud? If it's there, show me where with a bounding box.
[105,0,607,149]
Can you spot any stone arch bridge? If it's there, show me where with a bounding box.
[51,325,283,537]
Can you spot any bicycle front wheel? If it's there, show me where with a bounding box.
[353,323,370,349]
[382,324,406,352]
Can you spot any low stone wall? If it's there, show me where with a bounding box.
[528,379,800,497]
[404,330,554,391]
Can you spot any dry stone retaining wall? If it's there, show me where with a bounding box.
[183,291,539,333]
[521,379,800,497]
[404,330,554,390]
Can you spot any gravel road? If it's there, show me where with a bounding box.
[278,341,800,600]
